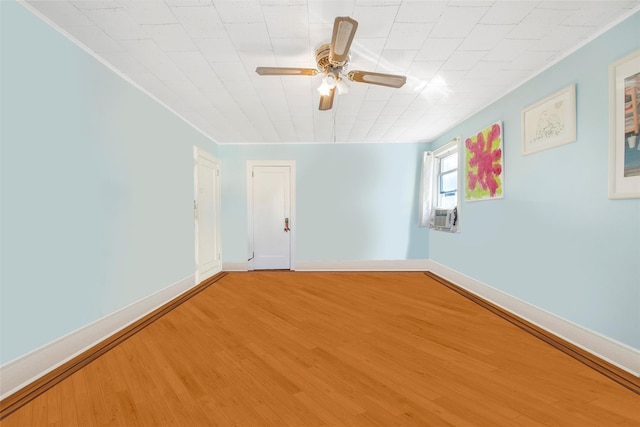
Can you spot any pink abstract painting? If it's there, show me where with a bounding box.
[465,121,504,201]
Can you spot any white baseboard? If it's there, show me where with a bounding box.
[6,262,635,401]
[295,259,431,271]
[223,260,431,272]
[0,274,196,400]
[427,260,640,377]
[222,262,249,271]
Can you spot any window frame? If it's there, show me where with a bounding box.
[438,152,458,202]
[432,137,461,231]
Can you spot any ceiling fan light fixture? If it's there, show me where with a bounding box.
[317,80,331,96]
[336,78,349,95]
[318,74,337,95]
[324,74,337,88]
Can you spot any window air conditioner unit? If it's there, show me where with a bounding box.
[433,208,457,231]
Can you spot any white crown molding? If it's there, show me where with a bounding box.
[16,1,218,146]
[0,275,196,400]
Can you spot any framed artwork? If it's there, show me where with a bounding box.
[609,49,640,199]
[522,84,576,155]
[464,121,504,202]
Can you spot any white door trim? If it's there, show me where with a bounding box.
[194,147,221,283]
[247,160,296,271]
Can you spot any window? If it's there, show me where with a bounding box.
[437,150,458,210]
[419,137,460,231]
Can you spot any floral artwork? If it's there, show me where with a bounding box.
[465,121,504,201]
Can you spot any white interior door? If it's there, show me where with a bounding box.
[194,147,221,282]
[248,162,295,270]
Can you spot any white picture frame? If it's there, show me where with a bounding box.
[522,84,576,156]
[609,49,640,199]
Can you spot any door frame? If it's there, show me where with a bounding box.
[247,160,296,271]
[194,146,222,283]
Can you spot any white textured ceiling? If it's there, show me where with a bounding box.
[24,0,640,144]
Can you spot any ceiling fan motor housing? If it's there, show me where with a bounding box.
[316,43,349,74]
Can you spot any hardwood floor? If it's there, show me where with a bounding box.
[3,272,639,426]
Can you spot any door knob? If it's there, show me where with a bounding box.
[284,217,290,232]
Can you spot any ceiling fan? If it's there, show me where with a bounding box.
[255,16,407,111]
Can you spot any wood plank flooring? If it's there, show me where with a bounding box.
[3,272,639,426]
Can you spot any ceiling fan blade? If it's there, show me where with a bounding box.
[330,16,358,66]
[348,70,407,88]
[256,67,318,76]
[319,87,336,111]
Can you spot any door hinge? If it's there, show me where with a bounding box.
[194,200,197,210]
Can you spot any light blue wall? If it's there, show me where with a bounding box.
[4,0,636,369]
[0,2,218,364]
[219,143,429,264]
[429,12,640,348]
